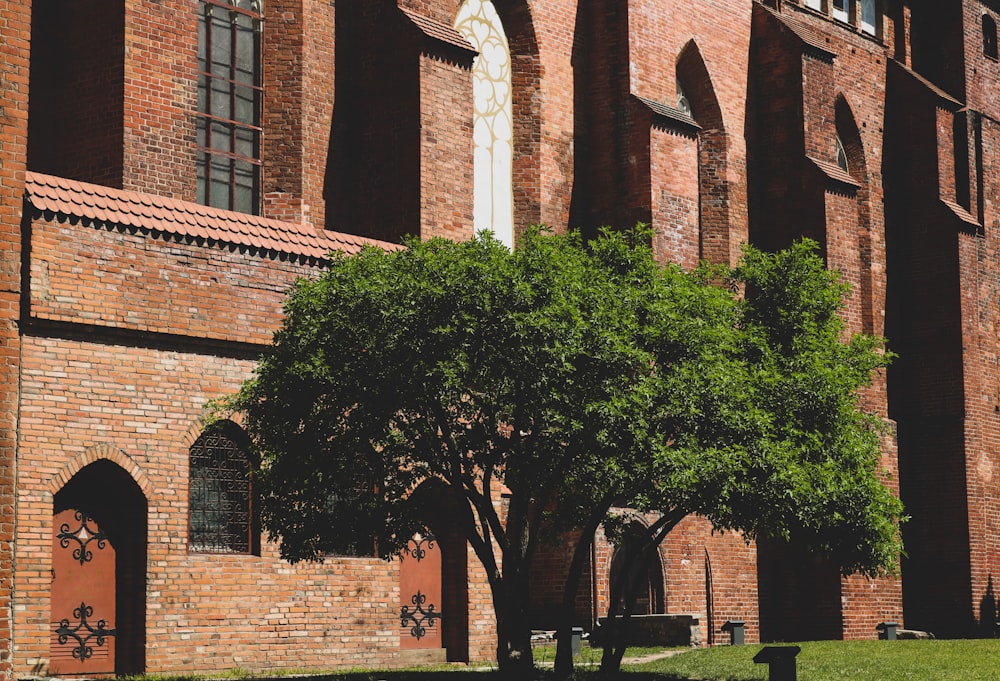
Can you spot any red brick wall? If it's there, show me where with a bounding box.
[14,212,500,674]
[122,0,200,199]
[418,53,475,241]
[262,0,337,228]
[0,0,28,678]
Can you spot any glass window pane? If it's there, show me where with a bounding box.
[198,13,208,71]
[210,78,231,119]
[196,155,207,204]
[235,19,257,79]
[234,126,257,159]
[234,85,256,124]
[861,0,876,33]
[234,160,256,214]
[197,75,209,115]
[804,0,822,10]
[210,155,232,209]
[211,14,232,78]
[211,120,232,154]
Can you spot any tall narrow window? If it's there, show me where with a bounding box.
[833,0,850,23]
[189,424,256,554]
[860,0,877,35]
[985,15,998,59]
[836,136,849,172]
[197,0,263,214]
[455,0,514,248]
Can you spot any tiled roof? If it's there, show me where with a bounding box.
[808,156,861,189]
[24,172,400,261]
[762,6,836,60]
[634,95,701,133]
[941,199,981,230]
[400,8,476,54]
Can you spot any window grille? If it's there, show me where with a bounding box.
[189,426,254,554]
[196,0,263,214]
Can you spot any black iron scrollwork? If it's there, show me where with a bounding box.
[400,590,442,640]
[55,602,116,662]
[406,534,436,562]
[57,511,108,565]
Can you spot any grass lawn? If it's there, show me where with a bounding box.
[125,640,1000,680]
[281,639,1000,680]
[630,639,1000,680]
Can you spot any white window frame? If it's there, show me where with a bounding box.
[803,0,823,11]
[833,0,850,24]
[860,0,877,35]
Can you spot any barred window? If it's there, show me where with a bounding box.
[189,423,257,554]
[196,0,263,214]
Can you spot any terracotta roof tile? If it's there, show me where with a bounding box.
[762,6,836,60]
[400,8,476,54]
[24,172,401,261]
[808,156,862,189]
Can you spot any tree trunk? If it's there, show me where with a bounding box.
[493,558,536,678]
[554,508,607,678]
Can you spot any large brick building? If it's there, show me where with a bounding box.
[0,0,998,676]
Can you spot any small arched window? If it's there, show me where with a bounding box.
[188,422,257,554]
[676,79,692,117]
[984,14,998,59]
[836,136,849,172]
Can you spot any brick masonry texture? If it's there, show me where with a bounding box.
[4,0,1000,677]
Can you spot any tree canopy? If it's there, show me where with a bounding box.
[223,227,903,678]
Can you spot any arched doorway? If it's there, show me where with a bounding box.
[608,523,665,616]
[399,482,469,663]
[50,460,147,676]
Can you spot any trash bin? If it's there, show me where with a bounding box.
[571,627,584,656]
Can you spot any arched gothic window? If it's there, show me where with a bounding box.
[196,0,263,215]
[985,15,998,59]
[188,422,257,554]
[836,136,849,172]
[676,80,692,117]
[455,0,514,248]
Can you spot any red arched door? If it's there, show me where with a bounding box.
[50,509,116,676]
[400,532,443,650]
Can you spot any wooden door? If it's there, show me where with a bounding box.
[50,509,116,675]
[400,532,443,649]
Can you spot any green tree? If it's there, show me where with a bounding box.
[569,240,903,676]
[223,229,902,679]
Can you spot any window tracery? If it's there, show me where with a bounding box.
[455,0,514,248]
